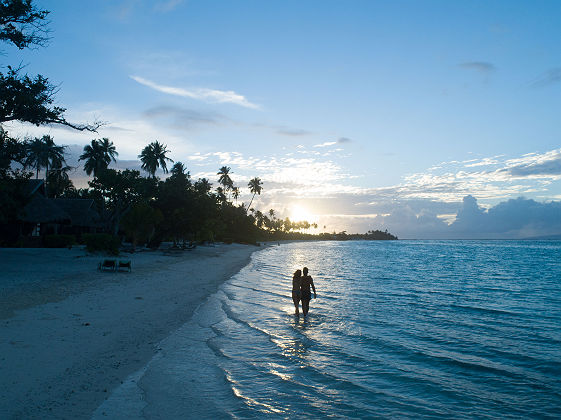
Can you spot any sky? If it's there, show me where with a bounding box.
[3,0,561,238]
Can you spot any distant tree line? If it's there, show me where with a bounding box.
[0,0,397,247]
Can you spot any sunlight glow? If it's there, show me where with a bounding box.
[290,205,315,222]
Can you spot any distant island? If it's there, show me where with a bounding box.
[272,229,398,242]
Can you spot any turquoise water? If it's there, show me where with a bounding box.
[99,241,561,418]
[205,240,561,418]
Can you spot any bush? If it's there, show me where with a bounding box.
[82,233,120,255]
[44,234,76,248]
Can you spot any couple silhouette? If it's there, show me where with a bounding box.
[291,267,317,316]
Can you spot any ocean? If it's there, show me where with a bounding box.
[97,240,561,418]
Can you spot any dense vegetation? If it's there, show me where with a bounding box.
[0,0,397,248]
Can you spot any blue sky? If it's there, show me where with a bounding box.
[4,0,561,238]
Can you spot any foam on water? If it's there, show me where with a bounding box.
[96,240,561,418]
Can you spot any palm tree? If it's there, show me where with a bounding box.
[170,162,186,177]
[46,159,74,197]
[216,186,227,203]
[195,178,212,194]
[247,177,263,210]
[79,137,118,177]
[139,141,174,178]
[254,210,264,228]
[232,186,240,203]
[24,135,66,180]
[217,166,233,196]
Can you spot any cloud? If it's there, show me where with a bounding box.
[154,0,184,12]
[313,141,337,148]
[313,138,351,148]
[502,148,561,178]
[111,0,141,21]
[186,153,210,162]
[530,67,561,87]
[394,148,561,203]
[130,76,260,109]
[464,157,500,167]
[449,195,561,239]
[251,123,312,137]
[276,127,312,136]
[459,61,495,73]
[142,105,223,130]
[318,195,561,239]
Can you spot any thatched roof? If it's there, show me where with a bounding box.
[19,197,102,228]
[20,196,70,223]
[53,199,99,227]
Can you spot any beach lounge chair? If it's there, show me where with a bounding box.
[182,241,196,250]
[98,259,117,272]
[118,260,132,272]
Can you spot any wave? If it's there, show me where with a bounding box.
[199,241,561,417]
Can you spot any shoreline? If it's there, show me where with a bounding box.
[0,243,262,419]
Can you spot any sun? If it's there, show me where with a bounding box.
[290,205,314,222]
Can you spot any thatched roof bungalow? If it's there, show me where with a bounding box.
[16,180,103,238]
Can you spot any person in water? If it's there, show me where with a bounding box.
[292,269,302,315]
[300,267,317,316]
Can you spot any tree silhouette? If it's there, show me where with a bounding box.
[46,159,74,197]
[232,186,240,203]
[217,166,233,198]
[0,2,100,131]
[195,178,212,194]
[170,162,189,179]
[79,138,118,177]
[0,0,49,48]
[24,135,66,179]
[139,141,173,178]
[247,176,263,211]
[0,126,25,170]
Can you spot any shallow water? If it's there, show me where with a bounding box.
[100,240,561,418]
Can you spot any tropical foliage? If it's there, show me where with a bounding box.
[79,138,118,177]
[23,135,66,179]
[247,177,263,210]
[139,141,173,178]
[0,0,397,247]
[1,134,398,246]
[0,1,99,131]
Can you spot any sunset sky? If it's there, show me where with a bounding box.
[4,0,561,238]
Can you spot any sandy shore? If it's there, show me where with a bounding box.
[0,244,259,419]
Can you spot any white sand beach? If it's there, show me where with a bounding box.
[0,244,259,419]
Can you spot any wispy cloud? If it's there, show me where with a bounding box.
[502,148,561,177]
[338,137,352,143]
[394,148,561,203]
[530,67,561,87]
[142,105,223,130]
[154,0,184,12]
[130,75,260,109]
[464,157,500,167]
[276,127,312,136]
[459,61,495,73]
[251,123,312,137]
[313,141,337,148]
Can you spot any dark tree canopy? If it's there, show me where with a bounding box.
[79,138,118,177]
[0,0,49,49]
[0,1,100,131]
[139,141,173,178]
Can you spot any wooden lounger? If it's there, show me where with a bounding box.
[98,259,116,272]
[118,260,132,272]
